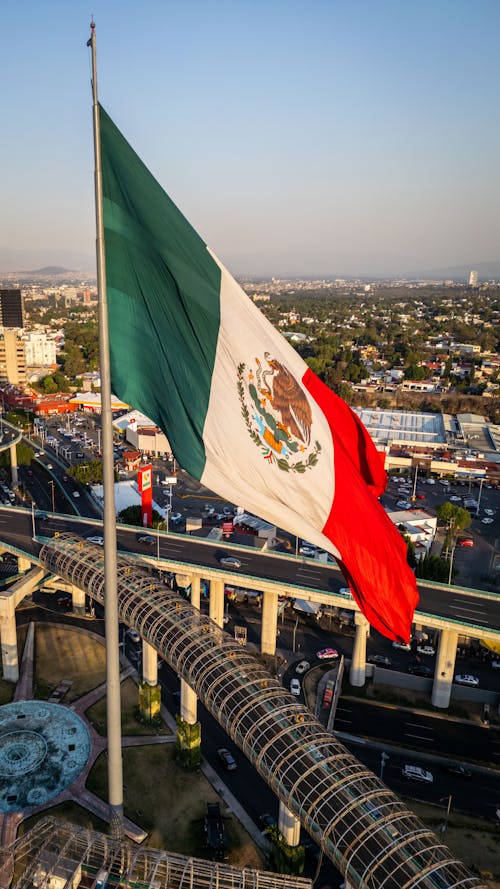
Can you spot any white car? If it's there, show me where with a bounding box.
[72,491,80,498]
[87,535,104,546]
[416,645,435,656]
[290,678,301,696]
[482,517,494,525]
[392,640,411,652]
[396,500,411,509]
[338,587,352,597]
[426,478,436,485]
[219,556,242,569]
[484,508,495,516]
[454,674,479,687]
[295,660,310,675]
[402,765,433,783]
[449,496,461,502]
[299,545,317,557]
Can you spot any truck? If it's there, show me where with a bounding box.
[205,802,228,861]
[292,599,323,621]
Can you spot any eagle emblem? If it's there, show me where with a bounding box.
[237,355,321,473]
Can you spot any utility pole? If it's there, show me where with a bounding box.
[48,480,55,513]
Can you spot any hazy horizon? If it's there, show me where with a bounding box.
[2,1,500,278]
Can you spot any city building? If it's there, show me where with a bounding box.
[23,331,57,367]
[0,289,25,329]
[468,269,478,288]
[0,289,26,385]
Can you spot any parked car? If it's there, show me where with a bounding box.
[416,645,436,656]
[219,556,242,569]
[454,674,479,687]
[392,640,411,651]
[402,765,433,783]
[482,517,494,525]
[217,747,237,770]
[491,660,500,670]
[449,495,461,502]
[458,538,474,547]
[87,535,104,546]
[316,648,339,660]
[295,660,310,675]
[484,508,495,516]
[169,512,183,524]
[396,500,411,509]
[415,493,426,500]
[290,678,301,696]
[367,655,392,667]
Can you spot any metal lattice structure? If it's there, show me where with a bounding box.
[2,816,309,889]
[39,535,485,889]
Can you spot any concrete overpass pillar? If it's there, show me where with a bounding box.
[177,573,202,769]
[0,598,19,682]
[349,613,369,687]
[209,578,225,628]
[138,640,160,723]
[17,555,31,573]
[431,628,458,709]
[9,444,18,489]
[71,584,85,616]
[261,590,278,655]
[278,801,301,846]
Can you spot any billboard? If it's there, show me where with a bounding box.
[137,464,153,526]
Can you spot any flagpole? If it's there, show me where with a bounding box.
[88,19,124,838]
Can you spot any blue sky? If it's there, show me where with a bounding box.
[1,0,499,276]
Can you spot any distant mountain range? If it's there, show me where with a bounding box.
[17,266,73,276]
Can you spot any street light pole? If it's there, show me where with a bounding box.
[48,480,55,513]
[411,464,419,501]
[440,795,452,832]
[448,540,456,585]
[380,751,389,780]
[292,616,299,653]
[31,502,36,541]
[475,477,484,516]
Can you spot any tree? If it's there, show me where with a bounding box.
[68,460,116,485]
[118,505,164,528]
[416,553,455,582]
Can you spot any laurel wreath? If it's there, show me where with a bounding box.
[237,363,321,473]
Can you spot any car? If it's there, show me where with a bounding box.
[169,512,182,524]
[34,451,43,457]
[62,475,68,482]
[34,510,48,520]
[484,508,495,516]
[75,452,84,458]
[299,545,317,557]
[396,500,411,509]
[290,678,301,696]
[217,747,237,770]
[72,491,80,498]
[449,495,461,502]
[295,660,310,675]
[454,674,479,687]
[367,655,392,667]
[402,765,433,783]
[442,763,472,778]
[408,664,433,677]
[259,812,278,831]
[416,645,435,656]
[219,556,242,569]
[87,535,104,546]
[46,463,53,470]
[482,517,494,525]
[126,628,141,643]
[138,535,155,545]
[57,596,71,608]
[458,538,474,547]
[415,493,426,500]
[491,660,500,670]
[392,640,411,651]
[426,478,436,485]
[316,648,339,660]
[338,587,352,596]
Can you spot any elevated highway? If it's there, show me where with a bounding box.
[30,532,483,889]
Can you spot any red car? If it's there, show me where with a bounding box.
[316,648,339,660]
[415,493,425,500]
[458,538,474,547]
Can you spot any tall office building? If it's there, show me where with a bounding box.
[0,289,25,328]
[468,269,478,288]
[0,289,26,385]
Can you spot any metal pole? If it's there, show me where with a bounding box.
[475,477,484,516]
[411,464,418,501]
[48,481,55,513]
[448,541,456,585]
[31,502,36,541]
[88,19,123,837]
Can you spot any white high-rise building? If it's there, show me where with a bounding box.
[24,332,57,367]
[468,269,478,288]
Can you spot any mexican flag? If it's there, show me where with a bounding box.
[99,104,418,642]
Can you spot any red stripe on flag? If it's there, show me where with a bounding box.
[302,368,418,641]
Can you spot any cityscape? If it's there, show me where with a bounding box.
[1,2,500,888]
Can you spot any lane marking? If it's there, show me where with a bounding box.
[404,733,434,742]
[405,722,434,731]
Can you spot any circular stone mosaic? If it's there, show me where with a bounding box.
[0,701,90,813]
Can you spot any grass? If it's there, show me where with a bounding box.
[86,677,172,737]
[34,624,106,701]
[18,801,109,838]
[87,746,266,869]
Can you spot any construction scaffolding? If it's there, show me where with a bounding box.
[38,534,485,889]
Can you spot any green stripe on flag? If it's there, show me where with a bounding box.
[99,104,221,479]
